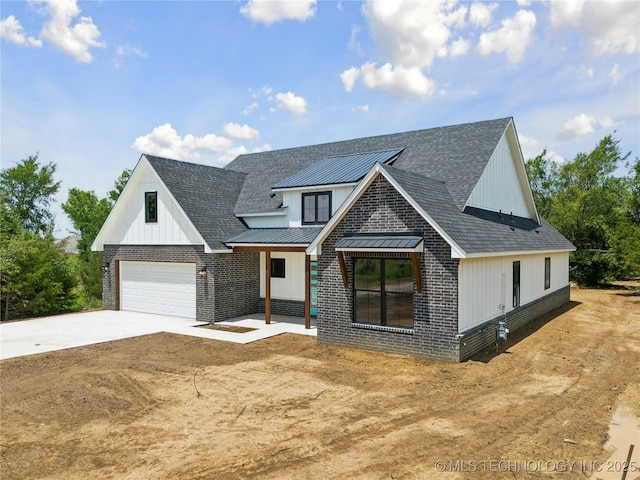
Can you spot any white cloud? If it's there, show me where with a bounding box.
[348,24,362,54]
[449,37,470,57]
[516,0,532,6]
[599,116,621,129]
[243,102,259,115]
[359,62,436,97]
[0,15,42,46]
[240,0,316,25]
[550,0,639,55]
[519,134,564,163]
[469,2,497,28]
[352,105,369,113]
[608,63,622,86]
[340,67,360,92]
[557,113,596,140]
[223,122,259,140]
[362,0,469,70]
[113,44,147,69]
[217,144,272,165]
[274,91,307,115]
[132,123,232,160]
[34,0,105,63]
[477,9,536,64]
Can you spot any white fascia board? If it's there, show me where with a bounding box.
[306,165,383,256]
[91,155,213,253]
[271,182,357,193]
[376,164,466,259]
[506,119,541,224]
[306,163,467,259]
[91,155,146,252]
[235,209,288,217]
[462,248,576,259]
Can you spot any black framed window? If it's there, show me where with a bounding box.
[271,258,285,278]
[354,258,413,328]
[513,261,521,307]
[145,191,157,223]
[302,192,331,225]
[544,257,551,290]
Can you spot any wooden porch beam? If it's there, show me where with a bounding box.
[265,250,271,325]
[304,255,311,329]
[337,251,348,288]
[411,252,422,293]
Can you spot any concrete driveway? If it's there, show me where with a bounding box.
[0,310,316,360]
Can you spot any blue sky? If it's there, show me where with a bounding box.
[1,0,639,236]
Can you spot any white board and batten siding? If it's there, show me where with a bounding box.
[120,261,196,318]
[242,185,355,229]
[283,185,354,228]
[259,252,306,301]
[458,252,569,333]
[99,161,203,247]
[465,132,535,219]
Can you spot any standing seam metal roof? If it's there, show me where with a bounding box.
[271,148,403,189]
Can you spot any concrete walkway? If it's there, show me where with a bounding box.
[0,310,316,360]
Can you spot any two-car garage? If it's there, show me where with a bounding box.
[119,261,196,319]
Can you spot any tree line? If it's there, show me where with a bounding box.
[0,154,130,320]
[1,136,638,320]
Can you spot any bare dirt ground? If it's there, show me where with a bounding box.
[1,284,639,480]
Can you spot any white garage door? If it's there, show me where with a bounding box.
[120,261,196,319]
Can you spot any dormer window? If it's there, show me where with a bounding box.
[302,191,331,225]
[145,191,158,223]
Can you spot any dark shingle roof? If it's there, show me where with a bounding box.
[226,117,512,214]
[226,227,323,245]
[383,165,574,253]
[272,148,403,189]
[145,155,247,250]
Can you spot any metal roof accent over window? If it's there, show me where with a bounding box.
[225,227,323,245]
[271,148,404,190]
[335,235,423,252]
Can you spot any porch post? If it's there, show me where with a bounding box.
[265,250,271,324]
[304,254,311,329]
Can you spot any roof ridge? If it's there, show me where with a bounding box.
[227,117,512,163]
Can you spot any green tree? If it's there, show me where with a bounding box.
[0,154,61,235]
[527,136,634,286]
[1,230,76,320]
[1,155,75,319]
[61,169,131,303]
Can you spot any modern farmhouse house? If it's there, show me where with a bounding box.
[92,117,574,361]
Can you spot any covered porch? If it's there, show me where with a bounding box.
[225,228,322,329]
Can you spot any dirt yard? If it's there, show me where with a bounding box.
[1,284,639,479]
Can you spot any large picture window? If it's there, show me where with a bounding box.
[354,258,413,328]
[302,192,331,225]
[145,191,157,223]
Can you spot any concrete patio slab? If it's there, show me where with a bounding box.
[0,310,316,360]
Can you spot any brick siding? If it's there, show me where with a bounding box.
[257,298,306,317]
[458,285,570,361]
[317,176,461,362]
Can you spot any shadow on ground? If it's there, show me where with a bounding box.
[468,300,582,364]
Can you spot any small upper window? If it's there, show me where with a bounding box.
[145,192,158,223]
[544,257,551,290]
[302,192,331,225]
[271,258,285,278]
